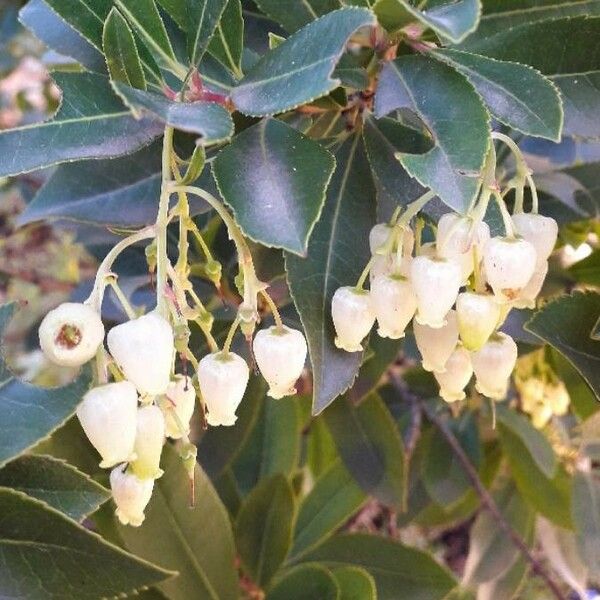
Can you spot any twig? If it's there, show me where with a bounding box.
[421,402,567,600]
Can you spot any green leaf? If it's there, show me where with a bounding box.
[208,0,244,75]
[496,404,557,478]
[267,564,339,600]
[307,415,339,478]
[285,136,376,414]
[255,0,342,33]
[0,72,163,177]
[0,304,92,467]
[475,556,528,600]
[572,470,600,578]
[553,350,598,421]
[291,460,367,558]
[231,7,376,116]
[463,482,534,585]
[324,394,404,508]
[157,0,188,29]
[301,533,457,599]
[433,49,562,141]
[569,249,600,286]
[186,0,229,67]
[115,445,239,600]
[103,8,147,90]
[526,291,600,400]
[113,83,234,141]
[213,118,335,255]
[236,474,296,586]
[0,487,173,598]
[374,0,481,42]
[332,566,377,600]
[0,454,108,521]
[375,55,490,213]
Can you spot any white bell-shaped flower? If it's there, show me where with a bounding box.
[456,292,501,351]
[331,286,375,352]
[163,375,196,439]
[437,213,490,257]
[110,465,154,527]
[198,351,249,427]
[411,255,462,328]
[369,224,413,281]
[107,312,174,396]
[511,213,558,265]
[253,325,307,399]
[130,405,165,480]
[471,332,518,400]
[39,302,104,367]
[482,237,537,302]
[371,274,417,339]
[512,261,548,309]
[414,310,459,372]
[76,381,138,468]
[434,346,473,402]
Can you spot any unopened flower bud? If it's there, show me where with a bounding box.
[163,375,196,439]
[39,303,104,367]
[331,287,375,352]
[456,292,501,351]
[472,332,518,400]
[414,310,459,372]
[369,223,393,255]
[411,256,462,328]
[130,405,165,480]
[511,213,558,265]
[76,381,138,468]
[253,325,307,399]
[434,346,473,402]
[371,274,417,339]
[483,237,537,302]
[110,466,154,527]
[107,312,174,396]
[198,351,249,426]
[512,261,548,309]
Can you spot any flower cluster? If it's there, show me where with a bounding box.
[332,137,558,405]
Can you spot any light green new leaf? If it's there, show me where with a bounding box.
[332,566,377,600]
[187,0,229,67]
[208,0,244,75]
[267,564,339,600]
[116,445,239,600]
[231,7,376,116]
[285,136,376,415]
[0,303,92,468]
[213,118,335,255]
[103,8,147,90]
[375,55,490,213]
[0,454,109,521]
[236,474,296,587]
[0,488,173,599]
[255,0,342,33]
[433,49,563,141]
[0,72,164,177]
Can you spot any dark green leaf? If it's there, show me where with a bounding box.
[301,533,457,600]
[324,394,404,508]
[208,0,244,75]
[285,136,376,414]
[496,404,557,478]
[332,566,377,600]
[19,0,106,73]
[569,249,600,286]
[291,460,367,558]
[0,454,108,521]
[463,482,534,585]
[231,7,376,116]
[0,72,163,177]
[433,49,562,141]
[572,470,600,578]
[307,415,339,478]
[157,0,188,29]
[526,291,600,400]
[187,0,229,67]
[553,350,598,421]
[255,0,342,33]
[0,304,92,467]
[213,118,335,255]
[113,83,234,141]
[267,564,339,600]
[104,8,147,90]
[0,488,172,599]
[115,445,239,600]
[375,55,490,212]
[236,474,295,586]
[374,0,481,42]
